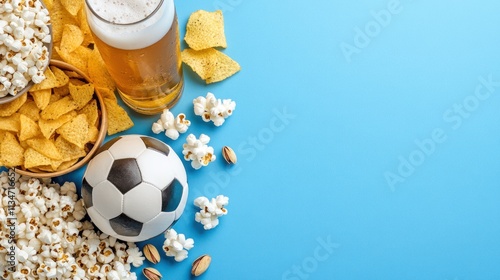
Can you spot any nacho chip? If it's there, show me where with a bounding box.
[25,137,63,160]
[41,96,78,120]
[19,114,41,141]
[30,67,59,91]
[38,111,77,139]
[1,132,25,167]
[0,93,27,117]
[86,125,99,143]
[24,148,52,169]
[181,48,240,84]
[77,8,94,47]
[56,114,89,149]
[50,65,70,87]
[88,47,116,90]
[55,45,92,76]
[55,136,86,161]
[60,24,84,53]
[0,114,21,132]
[185,10,227,50]
[17,99,41,121]
[60,0,83,17]
[95,87,116,101]
[103,98,134,135]
[56,158,79,171]
[69,82,94,109]
[49,0,79,44]
[30,89,52,110]
[53,84,70,97]
[77,99,99,127]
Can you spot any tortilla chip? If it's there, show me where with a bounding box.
[88,47,116,90]
[49,0,79,44]
[55,136,86,161]
[25,137,63,160]
[17,99,41,121]
[1,132,25,167]
[69,82,94,109]
[19,114,41,141]
[0,93,27,117]
[41,96,78,120]
[50,65,70,87]
[56,158,79,171]
[60,0,83,16]
[56,114,89,149]
[77,99,99,127]
[77,8,94,47]
[181,48,240,84]
[38,111,77,139]
[185,10,227,50]
[30,67,59,91]
[103,98,134,135]
[30,89,52,110]
[95,87,116,101]
[24,148,52,169]
[55,46,92,76]
[60,24,84,53]
[0,114,21,132]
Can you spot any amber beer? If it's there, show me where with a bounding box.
[85,0,183,115]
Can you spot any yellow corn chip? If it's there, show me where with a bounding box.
[1,132,25,167]
[56,114,89,149]
[0,114,21,132]
[95,87,116,101]
[38,111,77,139]
[55,46,92,76]
[56,158,79,171]
[41,96,78,120]
[185,10,227,50]
[30,89,52,110]
[0,93,27,117]
[19,114,41,141]
[181,48,240,84]
[60,24,84,53]
[30,67,59,91]
[77,8,94,47]
[43,0,54,10]
[88,48,116,90]
[77,99,99,127]
[69,82,94,109]
[50,65,70,87]
[103,98,134,135]
[17,99,40,121]
[49,0,79,44]
[24,148,52,169]
[60,0,83,16]
[55,136,86,161]
[25,137,63,160]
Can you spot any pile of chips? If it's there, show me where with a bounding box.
[182,10,241,84]
[0,65,101,172]
[44,0,134,135]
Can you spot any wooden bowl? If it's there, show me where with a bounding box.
[15,60,108,178]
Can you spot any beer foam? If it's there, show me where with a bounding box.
[86,0,175,50]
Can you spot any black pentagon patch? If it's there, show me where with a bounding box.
[140,136,169,157]
[161,179,183,212]
[107,158,142,194]
[95,136,123,156]
[109,214,143,237]
[81,178,93,208]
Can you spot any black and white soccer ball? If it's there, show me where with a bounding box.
[81,135,188,242]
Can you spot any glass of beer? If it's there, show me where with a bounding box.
[84,0,183,115]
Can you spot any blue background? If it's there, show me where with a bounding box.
[12,0,500,279]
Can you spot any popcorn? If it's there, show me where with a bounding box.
[0,170,140,280]
[162,229,194,262]
[194,195,229,230]
[0,0,51,97]
[152,109,191,140]
[193,92,236,126]
[182,133,216,169]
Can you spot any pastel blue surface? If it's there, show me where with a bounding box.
[7,0,500,279]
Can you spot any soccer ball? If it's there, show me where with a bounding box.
[81,135,188,242]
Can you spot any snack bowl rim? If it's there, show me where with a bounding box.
[14,59,108,178]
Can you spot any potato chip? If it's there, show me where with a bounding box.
[69,82,94,109]
[181,48,240,84]
[185,10,227,51]
[56,114,89,149]
[19,114,41,141]
[60,24,84,53]
[50,65,70,87]
[54,136,86,161]
[60,0,83,16]
[41,96,78,120]
[77,99,99,127]
[17,99,41,121]
[24,148,52,169]
[0,114,21,132]
[30,67,59,91]
[0,93,27,117]
[88,48,116,90]
[30,89,52,110]
[25,137,63,160]
[1,132,25,167]
[38,111,77,139]
[103,98,134,135]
